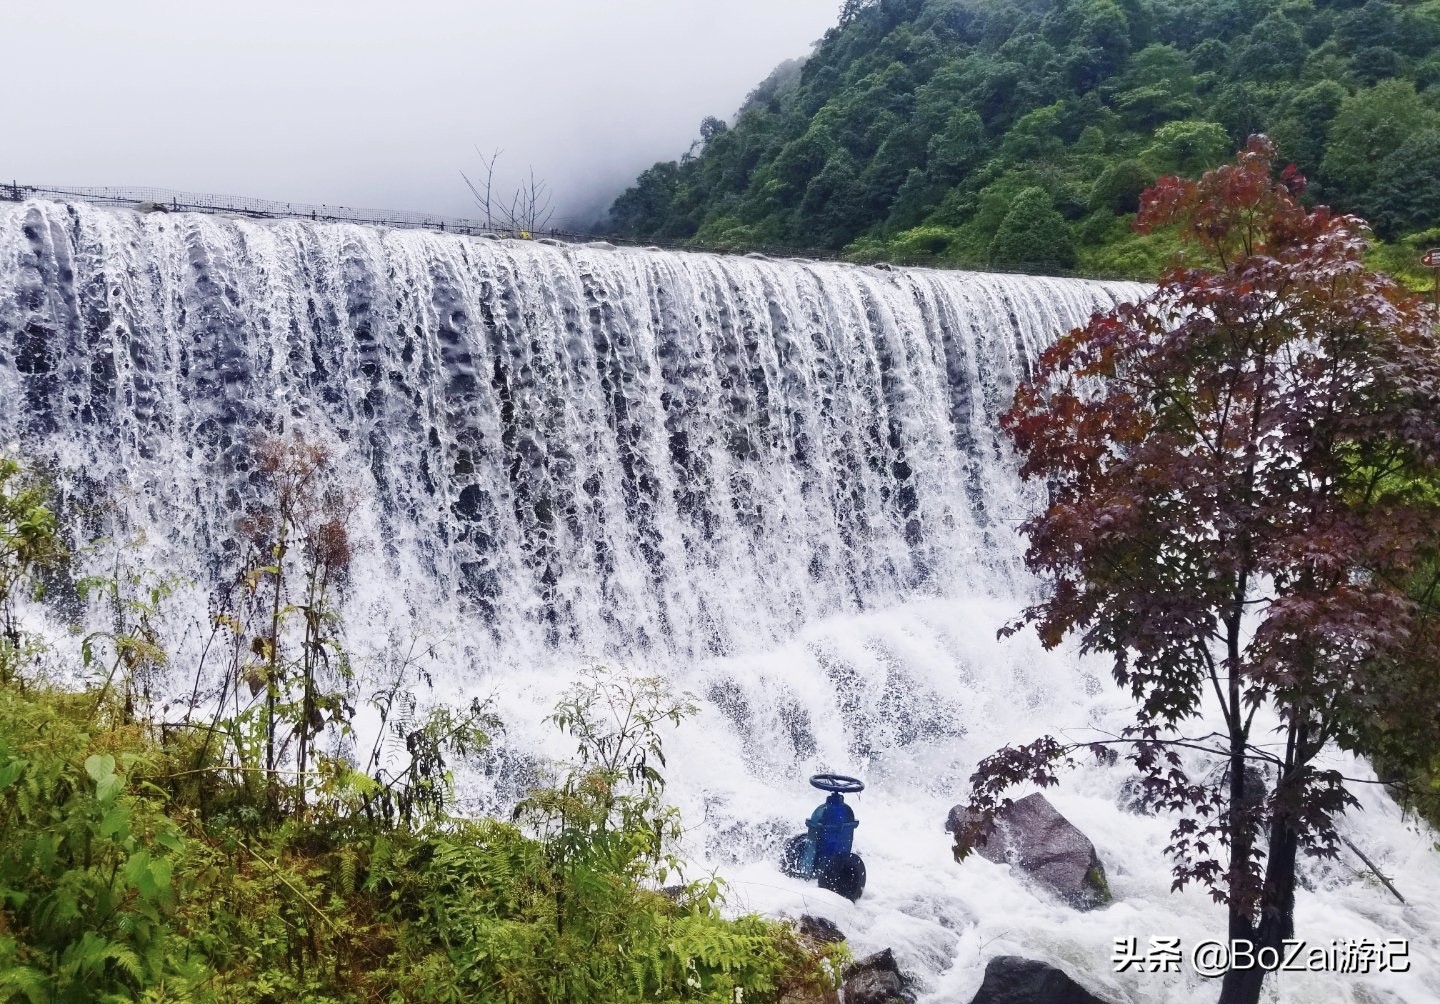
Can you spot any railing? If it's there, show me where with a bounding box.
[1,181,568,238]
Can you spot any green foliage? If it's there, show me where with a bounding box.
[1142,120,1231,176]
[605,0,1440,280]
[0,454,841,1004]
[0,459,62,685]
[1321,79,1440,205]
[1090,161,1154,214]
[0,687,204,1003]
[1363,130,1440,239]
[989,188,1078,271]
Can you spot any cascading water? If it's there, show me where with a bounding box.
[2,199,1436,1003]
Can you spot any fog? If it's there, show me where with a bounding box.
[8,0,840,227]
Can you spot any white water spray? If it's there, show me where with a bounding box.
[1,200,1434,1003]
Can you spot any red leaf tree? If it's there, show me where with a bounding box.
[960,136,1440,1004]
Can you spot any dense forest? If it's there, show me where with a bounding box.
[605,0,1440,280]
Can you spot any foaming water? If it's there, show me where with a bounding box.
[1,200,1435,1002]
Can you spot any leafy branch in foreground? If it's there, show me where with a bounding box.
[964,136,1440,1004]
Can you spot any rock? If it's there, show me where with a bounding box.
[797,914,845,944]
[582,241,617,250]
[946,793,1112,909]
[841,948,915,1004]
[1203,762,1269,817]
[966,957,1115,1004]
[776,916,845,1004]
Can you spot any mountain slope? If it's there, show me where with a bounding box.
[605,0,1440,278]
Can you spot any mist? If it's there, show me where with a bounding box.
[7,0,840,227]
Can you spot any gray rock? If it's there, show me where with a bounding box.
[1203,762,1269,817]
[946,794,1112,909]
[841,949,914,1004]
[966,957,1114,1004]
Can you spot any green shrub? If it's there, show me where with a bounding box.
[0,688,207,1003]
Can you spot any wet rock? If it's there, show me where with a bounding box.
[965,956,1115,1004]
[946,793,1112,910]
[841,948,915,1004]
[1203,762,1270,817]
[777,916,845,1004]
[796,914,845,944]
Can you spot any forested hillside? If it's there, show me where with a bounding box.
[605,0,1440,279]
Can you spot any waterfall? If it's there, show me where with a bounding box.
[4,199,1436,1004]
[0,199,1141,663]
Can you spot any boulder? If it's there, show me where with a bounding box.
[797,914,845,944]
[946,794,1111,909]
[966,957,1115,1004]
[1203,762,1270,817]
[841,948,915,1004]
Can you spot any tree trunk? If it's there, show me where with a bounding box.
[1217,777,1301,1004]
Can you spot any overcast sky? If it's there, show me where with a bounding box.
[9,1,840,226]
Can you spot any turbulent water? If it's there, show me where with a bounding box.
[2,199,1436,1003]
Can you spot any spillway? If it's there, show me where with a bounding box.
[1,199,1435,1003]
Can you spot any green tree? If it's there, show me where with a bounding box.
[1234,13,1306,81]
[1363,129,1440,238]
[1142,119,1231,176]
[988,187,1077,271]
[1352,45,1402,86]
[1269,79,1348,169]
[1321,79,1440,203]
[927,108,985,182]
[1089,160,1154,214]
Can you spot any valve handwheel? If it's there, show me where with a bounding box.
[809,773,865,794]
